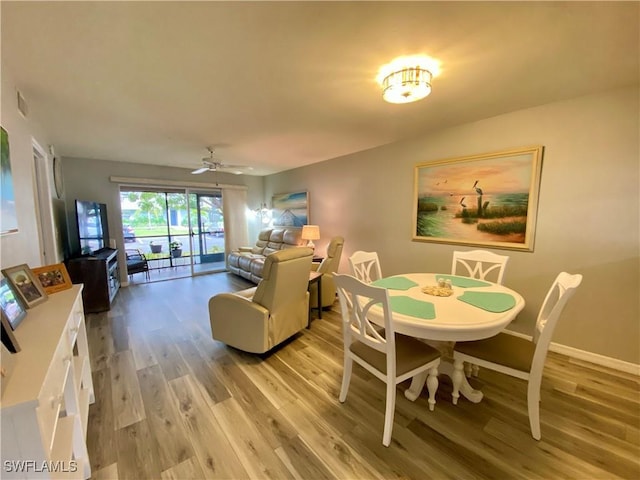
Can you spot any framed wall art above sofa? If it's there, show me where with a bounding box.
[272,191,309,227]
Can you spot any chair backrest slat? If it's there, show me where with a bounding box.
[534,272,582,346]
[529,272,582,381]
[334,273,395,356]
[348,251,382,283]
[452,249,509,284]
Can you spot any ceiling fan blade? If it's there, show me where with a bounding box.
[191,166,209,175]
[220,163,252,170]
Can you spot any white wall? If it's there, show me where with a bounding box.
[265,86,640,365]
[0,69,55,269]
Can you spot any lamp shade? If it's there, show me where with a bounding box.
[301,225,320,241]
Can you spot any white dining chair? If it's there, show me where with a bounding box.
[451,249,510,284]
[452,249,510,377]
[348,251,382,283]
[451,272,583,440]
[334,273,441,447]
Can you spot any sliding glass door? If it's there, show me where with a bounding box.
[120,187,226,283]
[187,191,226,276]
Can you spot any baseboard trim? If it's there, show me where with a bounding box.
[504,329,640,376]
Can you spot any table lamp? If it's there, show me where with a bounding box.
[301,225,320,249]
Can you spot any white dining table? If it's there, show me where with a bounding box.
[368,273,525,403]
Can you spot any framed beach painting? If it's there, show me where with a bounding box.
[413,146,544,251]
[1,126,19,235]
[272,191,309,227]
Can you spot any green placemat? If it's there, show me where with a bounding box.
[436,275,491,288]
[372,276,419,291]
[389,296,436,319]
[457,291,516,312]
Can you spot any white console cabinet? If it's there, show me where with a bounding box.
[1,285,94,479]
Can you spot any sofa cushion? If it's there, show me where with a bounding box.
[228,227,305,284]
[238,255,260,271]
[283,229,301,246]
[250,258,266,278]
[269,229,285,243]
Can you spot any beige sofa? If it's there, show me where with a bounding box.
[210,247,314,353]
[228,228,304,283]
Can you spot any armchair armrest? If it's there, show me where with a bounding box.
[236,246,254,252]
[209,293,270,353]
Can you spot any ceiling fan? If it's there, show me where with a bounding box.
[191,147,251,175]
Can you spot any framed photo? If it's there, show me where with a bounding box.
[1,312,20,353]
[1,342,18,393]
[413,146,544,251]
[0,278,27,330]
[32,263,73,295]
[272,191,309,227]
[1,264,48,308]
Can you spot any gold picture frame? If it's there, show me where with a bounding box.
[1,264,48,309]
[413,146,544,251]
[32,263,73,295]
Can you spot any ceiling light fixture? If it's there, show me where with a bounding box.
[377,56,440,104]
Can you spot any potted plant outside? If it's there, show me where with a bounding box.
[150,241,163,254]
[170,240,183,258]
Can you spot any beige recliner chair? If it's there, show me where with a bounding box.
[209,247,314,353]
[309,236,345,309]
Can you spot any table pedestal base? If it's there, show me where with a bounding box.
[404,360,484,403]
[404,340,482,405]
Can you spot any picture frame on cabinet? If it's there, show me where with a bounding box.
[1,342,17,393]
[0,278,27,329]
[1,264,48,309]
[1,310,21,353]
[32,263,73,295]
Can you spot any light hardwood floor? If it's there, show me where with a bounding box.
[87,273,640,479]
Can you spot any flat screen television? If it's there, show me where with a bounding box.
[75,199,109,255]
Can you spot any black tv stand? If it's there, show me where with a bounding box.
[67,248,120,313]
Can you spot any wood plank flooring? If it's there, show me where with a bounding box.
[86,273,640,479]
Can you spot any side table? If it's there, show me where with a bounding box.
[307,271,323,328]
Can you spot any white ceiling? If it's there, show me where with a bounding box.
[2,1,638,176]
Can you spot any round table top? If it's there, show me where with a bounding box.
[369,273,525,342]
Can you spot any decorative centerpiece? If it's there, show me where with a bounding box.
[421,278,454,297]
[421,285,454,297]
